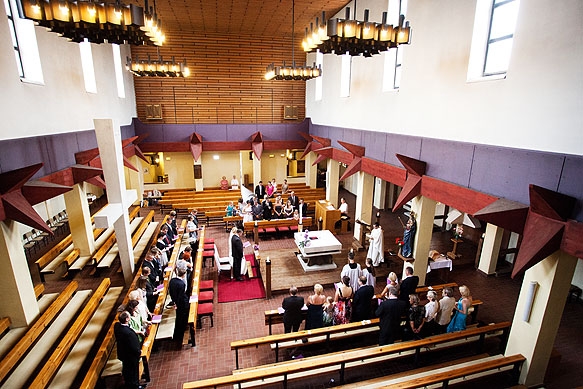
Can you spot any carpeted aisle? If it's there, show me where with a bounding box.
[218,254,266,303]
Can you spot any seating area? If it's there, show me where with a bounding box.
[22,211,69,258]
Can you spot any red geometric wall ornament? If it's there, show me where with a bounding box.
[313,147,334,166]
[473,198,529,234]
[512,184,578,278]
[338,141,365,181]
[311,135,332,148]
[0,164,71,234]
[190,132,203,162]
[251,131,264,160]
[392,154,426,212]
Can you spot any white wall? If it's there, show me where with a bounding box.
[306,0,583,156]
[0,4,136,140]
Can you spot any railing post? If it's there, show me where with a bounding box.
[253,221,259,244]
[266,257,272,299]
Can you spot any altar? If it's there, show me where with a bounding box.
[295,230,342,269]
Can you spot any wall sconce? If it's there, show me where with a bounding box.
[213,155,220,160]
[522,281,539,322]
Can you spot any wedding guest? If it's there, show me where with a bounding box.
[288,191,299,209]
[273,196,283,219]
[225,201,235,217]
[333,276,353,325]
[169,267,190,343]
[424,290,440,336]
[362,257,376,289]
[125,299,146,343]
[399,266,419,305]
[322,296,335,326]
[282,286,304,333]
[281,179,289,195]
[114,311,142,389]
[231,228,244,281]
[379,271,399,299]
[254,180,266,200]
[305,284,327,330]
[405,294,425,340]
[252,198,264,220]
[266,180,275,198]
[262,197,273,220]
[231,175,240,189]
[282,199,294,218]
[447,285,472,333]
[138,272,158,313]
[220,175,229,190]
[298,198,308,218]
[376,287,407,345]
[436,287,456,333]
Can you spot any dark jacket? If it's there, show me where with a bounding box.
[376,298,407,345]
[351,284,375,322]
[282,295,304,326]
[399,275,419,302]
[114,322,141,361]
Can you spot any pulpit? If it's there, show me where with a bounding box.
[315,200,340,231]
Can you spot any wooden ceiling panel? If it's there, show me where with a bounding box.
[127,0,350,37]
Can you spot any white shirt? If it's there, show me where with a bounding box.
[231,178,239,189]
[339,202,348,214]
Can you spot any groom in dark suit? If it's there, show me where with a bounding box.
[231,228,244,281]
[376,287,407,345]
[282,286,304,333]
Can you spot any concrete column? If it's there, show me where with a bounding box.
[373,177,386,210]
[478,223,504,275]
[326,159,340,205]
[505,251,578,386]
[126,155,144,204]
[410,195,436,286]
[64,183,95,256]
[252,153,262,188]
[0,220,39,326]
[354,171,374,242]
[305,151,317,189]
[194,160,203,192]
[94,119,135,285]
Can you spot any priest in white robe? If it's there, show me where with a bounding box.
[367,222,384,266]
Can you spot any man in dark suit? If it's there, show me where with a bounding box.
[114,311,143,389]
[287,191,299,210]
[251,198,264,220]
[282,286,304,333]
[298,198,308,217]
[231,228,244,281]
[351,276,375,322]
[254,180,266,200]
[399,266,419,305]
[169,267,190,343]
[376,287,407,345]
[143,248,161,287]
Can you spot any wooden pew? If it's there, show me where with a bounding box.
[29,278,113,388]
[186,227,207,346]
[232,318,382,368]
[0,281,79,384]
[0,318,10,337]
[336,353,525,388]
[182,322,512,388]
[34,283,45,299]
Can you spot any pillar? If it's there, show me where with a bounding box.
[373,177,386,210]
[252,153,262,188]
[354,171,374,242]
[505,251,578,386]
[478,223,504,275]
[410,195,436,286]
[305,151,317,189]
[94,119,135,285]
[326,159,340,205]
[64,183,95,256]
[127,155,144,204]
[194,159,203,192]
[0,220,39,326]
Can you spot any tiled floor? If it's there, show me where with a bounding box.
[25,194,583,388]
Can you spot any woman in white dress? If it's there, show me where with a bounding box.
[242,200,253,223]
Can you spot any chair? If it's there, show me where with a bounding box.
[22,232,37,257]
[196,303,214,329]
[31,229,48,248]
[214,251,232,281]
[51,215,66,234]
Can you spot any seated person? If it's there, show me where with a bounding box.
[282,200,294,218]
[252,199,264,220]
[220,176,229,190]
[225,201,235,217]
[335,197,351,230]
[231,175,239,189]
[262,198,273,220]
[273,196,283,219]
[292,209,300,220]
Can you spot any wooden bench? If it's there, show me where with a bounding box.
[205,210,227,226]
[34,283,45,299]
[0,318,10,337]
[232,318,383,368]
[0,281,79,384]
[28,278,114,388]
[183,322,512,388]
[336,353,525,388]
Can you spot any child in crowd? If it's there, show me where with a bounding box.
[322,296,335,326]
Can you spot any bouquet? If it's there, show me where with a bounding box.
[298,230,311,248]
[395,237,404,246]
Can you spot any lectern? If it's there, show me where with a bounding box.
[315,199,341,231]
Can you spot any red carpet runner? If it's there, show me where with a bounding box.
[218,254,266,303]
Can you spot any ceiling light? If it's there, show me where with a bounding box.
[126,54,190,77]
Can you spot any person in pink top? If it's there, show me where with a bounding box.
[266,180,275,198]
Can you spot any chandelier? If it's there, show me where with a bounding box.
[302,8,412,57]
[126,54,190,77]
[19,0,165,46]
[264,0,322,81]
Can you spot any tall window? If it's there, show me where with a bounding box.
[112,44,126,98]
[79,39,97,93]
[382,0,407,91]
[484,0,519,76]
[468,0,520,81]
[4,0,23,77]
[4,0,43,83]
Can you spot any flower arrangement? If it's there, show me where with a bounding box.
[298,230,311,248]
[454,224,464,239]
[395,237,404,246]
[253,244,260,251]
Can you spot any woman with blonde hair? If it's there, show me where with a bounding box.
[424,290,440,335]
[447,285,473,333]
[305,283,327,329]
[379,272,399,299]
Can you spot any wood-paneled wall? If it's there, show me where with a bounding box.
[131,31,307,124]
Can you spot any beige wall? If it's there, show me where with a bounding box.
[200,151,241,188]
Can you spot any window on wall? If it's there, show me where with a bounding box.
[382,0,407,91]
[314,52,323,101]
[112,44,126,98]
[340,54,351,97]
[4,0,23,77]
[4,0,43,83]
[468,0,520,81]
[79,39,97,93]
